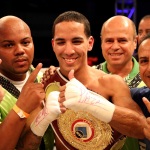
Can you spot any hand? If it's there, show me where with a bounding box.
[46,91,61,120]
[41,65,57,84]
[144,117,150,140]
[143,97,150,140]
[0,85,4,102]
[17,63,45,114]
[63,70,115,123]
[143,97,150,112]
[58,70,74,113]
[31,91,61,136]
[59,85,67,113]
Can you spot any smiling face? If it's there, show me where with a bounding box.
[101,16,137,68]
[138,38,150,88]
[0,16,34,81]
[52,21,94,77]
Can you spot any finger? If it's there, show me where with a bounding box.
[59,102,66,113]
[68,69,74,80]
[59,85,66,92]
[44,69,49,76]
[143,97,150,112]
[59,88,65,101]
[44,70,50,79]
[49,65,56,75]
[0,59,2,64]
[60,107,66,113]
[59,95,65,102]
[147,118,150,124]
[26,63,43,83]
[59,89,65,96]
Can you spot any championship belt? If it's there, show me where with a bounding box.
[44,68,125,150]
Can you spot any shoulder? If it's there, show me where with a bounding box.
[131,86,150,97]
[131,87,150,117]
[98,74,129,92]
[99,73,124,83]
[91,66,106,75]
[92,61,108,72]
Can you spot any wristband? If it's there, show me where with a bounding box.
[13,104,29,118]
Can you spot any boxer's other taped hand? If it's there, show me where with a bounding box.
[31,91,61,137]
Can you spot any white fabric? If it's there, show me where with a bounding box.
[64,78,115,123]
[30,91,61,136]
[0,72,30,91]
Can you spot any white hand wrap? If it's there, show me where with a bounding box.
[30,91,61,137]
[64,78,115,123]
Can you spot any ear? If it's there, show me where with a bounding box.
[88,36,94,52]
[51,38,54,45]
[134,35,138,49]
[51,39,55,52]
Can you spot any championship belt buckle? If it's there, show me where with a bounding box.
[57,109,113,150]
[44,69,113,150]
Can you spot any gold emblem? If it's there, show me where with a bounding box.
[58,109,113,150]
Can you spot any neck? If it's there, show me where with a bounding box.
[107,61,133,78]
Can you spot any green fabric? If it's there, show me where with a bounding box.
[121,137,139,150]
[93,57,144,150]
[95,57,145,88]
[0,90,17,122]
[0,66,54,150]
[42,126,55,150]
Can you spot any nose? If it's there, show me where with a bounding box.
[141,31,147,38]
[64,43,75,55]
[139,35,145,44]
[14,44,25,55]
[111,41,120,50]
[139,31,147,41]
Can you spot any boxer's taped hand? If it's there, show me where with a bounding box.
[64,78,115,123]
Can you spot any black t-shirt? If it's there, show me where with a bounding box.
[131,86,150,150]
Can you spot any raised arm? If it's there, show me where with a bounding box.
[59,70,147,139]
[0,63,45,150]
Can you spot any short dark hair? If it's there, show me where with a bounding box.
[52,11,91,38]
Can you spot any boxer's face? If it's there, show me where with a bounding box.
[52,21,94,76]
[138,38,150,88]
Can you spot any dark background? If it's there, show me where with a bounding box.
[0,0,150,67]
